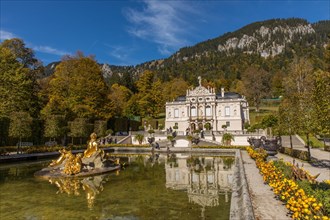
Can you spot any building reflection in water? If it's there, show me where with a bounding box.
[165,153,234,219]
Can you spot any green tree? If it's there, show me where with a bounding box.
[261,114,278,137]
[44,114,66,141]
[277,99,299,149]
[94,120,107,137]
[9,111,33,147]
[68,118,93,144]
[311,70,330,146]
[284,57,315,158]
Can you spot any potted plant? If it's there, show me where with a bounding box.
[134,134,145,145]
[204,123,212,131]
[222,133,234,146]
[148,129,155,136]
[167,135,175,147]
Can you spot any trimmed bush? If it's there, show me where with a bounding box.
[279,147,310,161]
[194,145,247,150]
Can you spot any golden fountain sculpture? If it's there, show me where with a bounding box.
[35,133,120,178]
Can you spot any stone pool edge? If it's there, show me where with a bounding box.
[229,150,255,220]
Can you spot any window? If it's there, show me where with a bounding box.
[174,109,179,118]
[225,106,230,116]
[191,107,197,116]
[206,106,211,116]
[226,121,230,127]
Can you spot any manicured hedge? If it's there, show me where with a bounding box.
[279,146,310,161]
[0,144,151,155]
[102,144,149,148]
[193,145,248,150]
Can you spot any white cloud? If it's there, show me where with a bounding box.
[32,45,68,56]
[105,44,138,65]
[1,29,68,56]
[124,1,199,55]
[0,30,17,40]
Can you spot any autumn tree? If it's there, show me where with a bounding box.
[108,83,132,117]
[0,39,42,118]
[133,70,165,118]
[242,66,271,112]
[42,52,113,121]
[162,78,189,102]
[271,71,285,98]
[0,39,43,145]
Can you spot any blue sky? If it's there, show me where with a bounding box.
[1,0,329,66]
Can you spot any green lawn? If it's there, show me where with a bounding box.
[249,106,279,125]
[299,135,324,148]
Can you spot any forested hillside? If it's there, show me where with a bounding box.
[44,18,329,93]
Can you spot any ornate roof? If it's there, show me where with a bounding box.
[187,86,215,97]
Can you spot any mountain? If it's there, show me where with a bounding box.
[43,18,330,91]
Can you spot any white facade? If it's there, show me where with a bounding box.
[165,79,249,133]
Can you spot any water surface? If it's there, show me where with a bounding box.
[0,153,234,220]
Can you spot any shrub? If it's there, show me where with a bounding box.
[279,147,310,161]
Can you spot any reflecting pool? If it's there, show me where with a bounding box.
[0,153,235,220]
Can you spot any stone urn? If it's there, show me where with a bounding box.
[262,137,280,156]
[248,137,262,149]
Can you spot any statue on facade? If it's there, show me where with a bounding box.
[198,76,202,86]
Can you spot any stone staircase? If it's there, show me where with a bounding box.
[280,135,305,149]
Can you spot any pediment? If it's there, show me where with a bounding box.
[188,86,212,97]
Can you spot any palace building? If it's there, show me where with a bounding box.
[165,77,249,133]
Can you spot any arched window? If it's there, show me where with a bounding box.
[206,106,211,116]
[191,106,197,116]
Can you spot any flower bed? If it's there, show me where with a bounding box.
[247,147,330,219]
